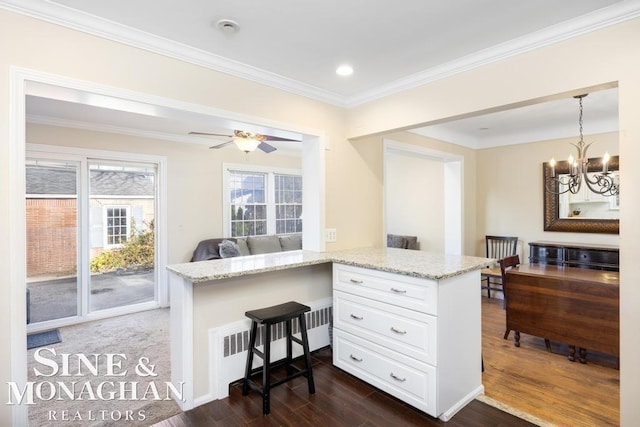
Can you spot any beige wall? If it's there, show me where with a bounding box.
[386,153,445,252]
[2,7,640,425]
[476,132,619,258]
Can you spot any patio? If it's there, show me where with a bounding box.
[26,269,154,323]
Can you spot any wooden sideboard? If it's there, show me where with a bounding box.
[505,264,619,362]
[528,241,619,271]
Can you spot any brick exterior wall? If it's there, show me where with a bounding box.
[26,199,77,277]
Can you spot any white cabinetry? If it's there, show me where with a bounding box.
[332,263,483,421]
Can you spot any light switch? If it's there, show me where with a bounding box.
[325,228,337,242]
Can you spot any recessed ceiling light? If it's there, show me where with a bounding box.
[336,64,354,76]
[216,19,240,34]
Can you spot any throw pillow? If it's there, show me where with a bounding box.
[247,235,282,254]
[218,239,241,258]
[236,238,251,256]
[279,234,302,251]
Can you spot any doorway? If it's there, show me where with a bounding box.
[383,140,463,255]
[26,151,161,332]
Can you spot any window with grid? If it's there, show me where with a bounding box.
[225,165,302,237]
[229,171,268,237]
[105,206,130,247]
[275,174,303,234]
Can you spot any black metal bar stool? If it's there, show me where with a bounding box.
[242,301,315,415]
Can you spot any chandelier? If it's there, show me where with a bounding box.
[546,94,619,196]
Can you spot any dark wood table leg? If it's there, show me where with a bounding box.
[568,345,576,362]
[514,331,520,347]
[578,347,587,364]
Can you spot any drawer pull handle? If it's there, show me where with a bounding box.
[390,287,407,294]
[350,279,363,284]
[350,314,363,320]
[389,373,406,382]
[390,327,407,335]
[350,354,363,362]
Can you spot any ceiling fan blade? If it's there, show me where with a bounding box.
[209,140,234,149]
[263,135,300,142]
[258,142,277,153]
[189,131,233,137]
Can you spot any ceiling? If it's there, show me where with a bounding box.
[8,0,634,150]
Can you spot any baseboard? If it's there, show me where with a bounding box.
[439,384,484,421]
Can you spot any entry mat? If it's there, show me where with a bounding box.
[27,329,61,350]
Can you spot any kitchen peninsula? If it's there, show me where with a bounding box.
[167,247,491,420]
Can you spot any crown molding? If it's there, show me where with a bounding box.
[0,0,346,106]
[410,115,619,150]
[27,113,208,145]
[3,0,640,109]
[345,1,640,107]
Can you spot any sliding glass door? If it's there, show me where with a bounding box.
[25,159,80,324]
[26,152,159,330]
[88,161,156,312]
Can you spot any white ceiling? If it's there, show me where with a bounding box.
[7,0,633,150]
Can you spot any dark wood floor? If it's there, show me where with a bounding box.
[154,296,620,426]
[154,347,534,427]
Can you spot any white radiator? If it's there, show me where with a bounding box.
[204,298,332,403]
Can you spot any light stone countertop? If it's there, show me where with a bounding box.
[167,247,493,284]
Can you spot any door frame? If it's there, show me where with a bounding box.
[25,145,167,334]
[383,139,464,255]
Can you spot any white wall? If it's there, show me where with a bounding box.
[385,152,444,252]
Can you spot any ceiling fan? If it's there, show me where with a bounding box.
[188,130,299,153]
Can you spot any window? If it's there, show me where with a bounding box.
[105,206,130,247]
[224,165,302,237]
[275,174,303,234]
[229,171,267,237]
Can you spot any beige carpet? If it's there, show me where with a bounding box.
[27,308,181,427]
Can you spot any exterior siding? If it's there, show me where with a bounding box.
[26,198,77,277]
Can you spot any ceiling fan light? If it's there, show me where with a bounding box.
[234,137,261,153]
[336,64,353,76]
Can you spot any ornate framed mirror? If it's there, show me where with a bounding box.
[543,155,619,234]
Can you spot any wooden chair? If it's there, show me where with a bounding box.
[501,254,551,352]
[481,235,518,298]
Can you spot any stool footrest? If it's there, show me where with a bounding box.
[252,348,264,360]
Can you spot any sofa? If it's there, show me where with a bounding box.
[386,233,419,250]
[190,234,302,262]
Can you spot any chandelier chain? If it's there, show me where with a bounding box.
[578,96,584,142]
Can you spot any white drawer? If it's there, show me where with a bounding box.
[333,263,437,315]
[333,329,436,416]
[334,290,437,365]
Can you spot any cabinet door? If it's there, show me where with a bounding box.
[565,248,619,270]
[529,244,563,265]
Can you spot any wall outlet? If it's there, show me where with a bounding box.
[325,228,337,243]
